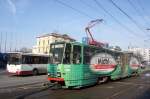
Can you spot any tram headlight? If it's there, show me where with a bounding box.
[57,72,61,77]
[48,73,51,76]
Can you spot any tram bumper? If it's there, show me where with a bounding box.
[48,77,65,86]
[47,77,64,81]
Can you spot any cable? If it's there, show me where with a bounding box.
[136,0,150,25]
[80,0,135,43]
[82,0,142,39]
[93,0,145,38]
[127,0,150,26]
[80,0,106,17]
[108,0,150,37]
[55,0,94,19]
[136,0,149,18]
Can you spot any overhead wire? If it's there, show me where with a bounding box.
[136,0,149,19]
[136,0,150,26]
[55,0,137,41]
[127,0,150,27]
[80,0,105,18]
[108,0,150,37]
[93,0,145,38]
[81,0,140,40]
[54,0,147,46]
[55,0,95,19]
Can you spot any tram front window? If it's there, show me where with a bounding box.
[50,43,64,64]
[63,43,71,64]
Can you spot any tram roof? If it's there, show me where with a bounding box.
[50,41,133,54]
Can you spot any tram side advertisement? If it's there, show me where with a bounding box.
[90,52,117,74]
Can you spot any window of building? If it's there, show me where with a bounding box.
[48,40,49,44]
[39,41,40,46]
[39,49,40,53]
[43,40,45,45]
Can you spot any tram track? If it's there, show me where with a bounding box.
[15,83,62,99]
[106,85,136,99]
[0,81,47,90]
[112,81,150,86]
[4,78,149,99]
[1,70,149,99]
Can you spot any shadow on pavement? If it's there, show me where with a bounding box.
[137,89,150,99]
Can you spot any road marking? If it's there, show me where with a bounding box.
[106,86,114,89]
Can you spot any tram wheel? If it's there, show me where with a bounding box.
[97,76,109,84]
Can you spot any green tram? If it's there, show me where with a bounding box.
[47,42,140,88]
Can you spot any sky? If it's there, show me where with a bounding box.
[0,0,150,52]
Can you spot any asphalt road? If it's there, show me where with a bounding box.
[0,70,47,89]
[0,69,150,99]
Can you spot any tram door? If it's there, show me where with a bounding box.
[120,53,129,75]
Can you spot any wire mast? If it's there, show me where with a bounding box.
[85,19,105,47]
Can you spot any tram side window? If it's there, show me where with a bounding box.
[72,45,81,64]
[83,47,95,64]
[63,44,71,64]
[83,47,90,64]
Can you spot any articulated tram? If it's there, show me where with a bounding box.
[47,42,141,88]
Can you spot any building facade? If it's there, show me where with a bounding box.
[128,47,150,62]
[32,33,75,54]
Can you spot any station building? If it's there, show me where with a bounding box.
[32,33,75,54]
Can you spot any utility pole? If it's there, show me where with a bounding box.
[0,32,2,52]
[9,32,13,52]
[4,32,7,53]
[15,33,18,52]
